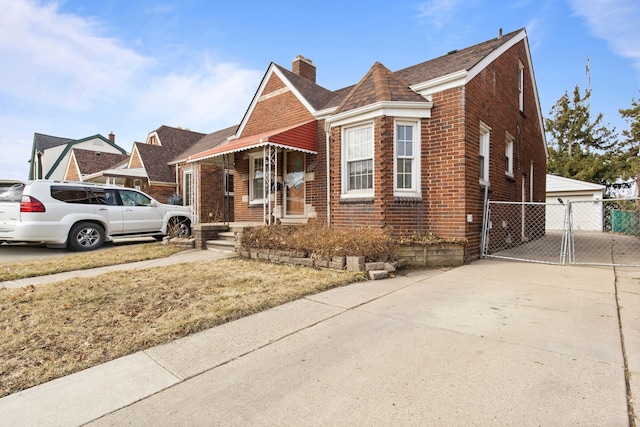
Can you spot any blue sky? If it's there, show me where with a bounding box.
[1,0,639,180]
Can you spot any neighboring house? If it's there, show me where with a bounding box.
[186,28,546,260]
[84,126,205,204]
[171,124,239,223]
[63,148,129,182]
[28,132,127,181]
[545,174,605,231]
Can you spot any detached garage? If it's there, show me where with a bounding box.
[545,174,605,231]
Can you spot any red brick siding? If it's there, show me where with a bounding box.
[233,74,324,223]
[423,87,468,242]
[462,40,546,258]
[196,162,233,223]
[242,75,315,137]
[328,40,545,261]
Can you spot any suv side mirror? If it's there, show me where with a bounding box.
[151,200,158,207]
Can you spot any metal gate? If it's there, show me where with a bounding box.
[482,198,640,266]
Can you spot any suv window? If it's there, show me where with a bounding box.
[0,182,25,202]
[118,189,152,207]
[51,186,92,204]
[51,186,109,205]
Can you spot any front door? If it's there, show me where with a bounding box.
[285,152,305,216]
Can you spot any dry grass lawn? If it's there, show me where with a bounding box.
[0,257,364,398]
[0,243,185,281]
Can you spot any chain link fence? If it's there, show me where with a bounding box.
[482,198,640,266]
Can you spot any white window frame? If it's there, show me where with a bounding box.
[342,122,374,198]
[518,61,524,112]
[505,132,514,178]
[249,152,265,204]
[394,119,421,197]
[182,170,193,206]
[479,122,491,186]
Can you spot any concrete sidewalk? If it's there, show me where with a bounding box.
[0,248,237,289]
[1,259,638,426]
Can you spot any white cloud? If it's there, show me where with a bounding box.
[568,0,640,78]
[0,0,264,180]
[136,60,261,131]
[0,0,151,110]
[415,0,463,28]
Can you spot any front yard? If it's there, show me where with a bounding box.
[0,255,364,398]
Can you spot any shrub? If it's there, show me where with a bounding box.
[396,231,468,246]
[239,220,397,262]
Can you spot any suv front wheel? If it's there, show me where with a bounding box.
[68,221,105,251]
[168,217,191,238]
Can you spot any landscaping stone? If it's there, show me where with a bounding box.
[314,259,329,268]
[332,256,346,269]
[383,262,397,273]
[346,256,365,272]
[328,261,345,270]
[365,262,386,271]
[368,270,389,280]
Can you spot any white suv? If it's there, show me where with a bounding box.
[0,180,193,251]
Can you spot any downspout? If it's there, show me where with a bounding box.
[325,121,331,227]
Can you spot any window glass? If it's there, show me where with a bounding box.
[89,188,107,205]
[251,157,265,201]
[518,61,525,112]
[118,190,152,206]
[225,171,234,195]
[0,182,25,202]
[396,124,414,190]
[505,134,514,176]
[479,123,491,182]
[345,125,373,191]
[183,171,193,206]
[51,186,91,204]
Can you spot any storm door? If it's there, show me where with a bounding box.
[285,152,305,216]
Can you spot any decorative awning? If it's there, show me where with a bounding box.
[186,120,317,163]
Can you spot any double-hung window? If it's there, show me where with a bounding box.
[518,61,524,112]
[505,132,514,177]
[343,124,373,195]
[479,122,491,185]
[249,154,265,203]
[394,120,420,196]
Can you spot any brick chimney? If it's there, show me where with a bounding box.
[292,55,316,83]
[108,132,115,143]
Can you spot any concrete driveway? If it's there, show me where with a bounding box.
[2,258,637,426]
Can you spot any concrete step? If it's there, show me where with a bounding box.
[206,239,237,252]
[217,231,236,242]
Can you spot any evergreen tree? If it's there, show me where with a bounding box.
[618,95,640,197]
[545,85,618,188]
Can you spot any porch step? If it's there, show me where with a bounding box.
[217,231,236,242]
[206,239,237,252]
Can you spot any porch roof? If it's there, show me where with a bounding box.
[186,120,317,162]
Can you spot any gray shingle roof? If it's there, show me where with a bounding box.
[33,133,73,153]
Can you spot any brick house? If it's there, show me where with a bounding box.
[63,148,129,182]
[187,28,547,260]
[84,125,206,203]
